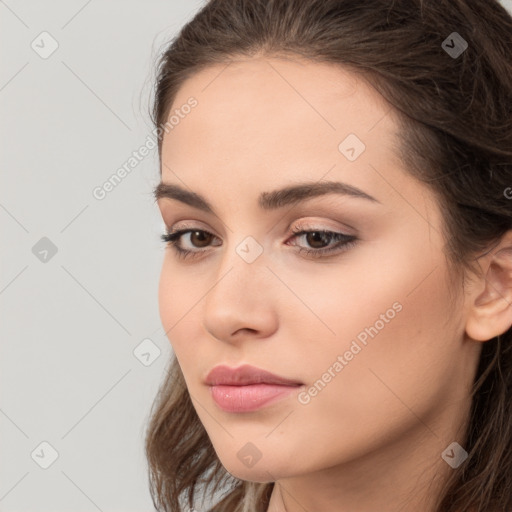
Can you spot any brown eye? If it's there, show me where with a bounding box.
[160,228,221,260]
[287,227,358,259]
[304,231,335,249]
[189,230,214,248]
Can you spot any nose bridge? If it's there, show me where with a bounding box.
[202,232,277,340]
[208,232,268,303]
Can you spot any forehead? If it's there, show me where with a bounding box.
[160,56,406,201]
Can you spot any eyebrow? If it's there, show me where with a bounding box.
[153,180,380,213]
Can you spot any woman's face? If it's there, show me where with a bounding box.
[155,57,481,488]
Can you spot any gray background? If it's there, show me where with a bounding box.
[1,1,511,511]
[1,1,205,511]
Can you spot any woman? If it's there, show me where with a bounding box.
[145,1,512,511]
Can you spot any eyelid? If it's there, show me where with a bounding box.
[290,217,356,236]
[165,219,213,235]
[166,216,356,237]
[160,198,361,228]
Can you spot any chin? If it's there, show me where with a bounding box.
[218,453,291,483]
[226,467,277,483]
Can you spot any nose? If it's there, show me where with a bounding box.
[202,243,279,344]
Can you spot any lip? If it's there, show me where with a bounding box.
[204,364,303,386]
[205,364,304,413]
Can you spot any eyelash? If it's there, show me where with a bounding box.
[160,224,358,261]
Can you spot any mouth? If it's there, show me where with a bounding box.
[204,364,304,413]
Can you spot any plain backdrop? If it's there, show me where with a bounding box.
[1,0,511,511]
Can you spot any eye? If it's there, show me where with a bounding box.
[160,229,220,260]
[160,225,358,260]
[287,226,357,258]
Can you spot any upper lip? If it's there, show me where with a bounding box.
[204,364,303,386]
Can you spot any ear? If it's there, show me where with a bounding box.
[465,230,512,342]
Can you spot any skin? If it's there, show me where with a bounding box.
[155,56,512,512]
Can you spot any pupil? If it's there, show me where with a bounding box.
[307,231,330,248]
[192,231,210,247]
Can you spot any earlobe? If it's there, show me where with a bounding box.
[465,231,512,343]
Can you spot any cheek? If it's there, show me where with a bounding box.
[312,289,451,442]
[280,240,457,453]
[158,258,176,334]
[157,257,202,357]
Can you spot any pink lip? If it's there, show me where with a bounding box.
[204,364,303,413]
[204,364,303,386]
[209,384,300,412]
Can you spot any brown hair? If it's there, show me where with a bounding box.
[145,1,512,510]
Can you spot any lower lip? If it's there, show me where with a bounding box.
[209,383,301,412]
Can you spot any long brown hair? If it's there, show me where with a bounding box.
[144,1,512,510]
